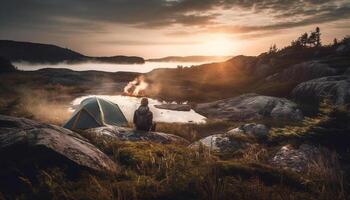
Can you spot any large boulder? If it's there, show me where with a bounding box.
[0,115,118,173]
[270,144,320,172]
[265,61,337,82]
[195,93,303,122]
[227,123,269,139]
[189,133,249,153]
[84,126,189,145]
[190,123,268,152]
[292,75,350,105]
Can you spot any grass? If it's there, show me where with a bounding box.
[155,120,242,142]
[4,125,349,200]
[268,100,350,150]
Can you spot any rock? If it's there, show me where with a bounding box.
[270,144,320,172]
[0,57,16,73]
[195,93,303,122]
[84,126,189,145]
[0,115,118,173]
[190,123,268,153]
[265,61,337,82]
[227,123,269,138]
[154,104,191,111]
[292,75,350,105]
[189,133,248,153]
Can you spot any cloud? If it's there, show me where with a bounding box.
[0,0,349,41]
[99,39,201,46]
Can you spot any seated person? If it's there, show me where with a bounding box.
[133,98,155,131]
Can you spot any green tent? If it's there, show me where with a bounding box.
[64,97,128,130]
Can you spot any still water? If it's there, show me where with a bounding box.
[71,95,206,124]
[14,61,205,73]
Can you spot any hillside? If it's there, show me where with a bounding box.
[0,40,144,64]
[147,55,231,62]
[142,37,350,107]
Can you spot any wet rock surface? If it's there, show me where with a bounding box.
[195,93,303,122]
[292,75,350,105]
[270,144,320,172]
[154,104,191,111]
[0,115,118,173]
[84,126,190,145]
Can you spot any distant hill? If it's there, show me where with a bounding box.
[0,40,144,64]
[147,56,232,63]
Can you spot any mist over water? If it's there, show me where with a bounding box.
[14,61,206,73]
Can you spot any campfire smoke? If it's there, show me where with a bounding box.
[124,76,149,96]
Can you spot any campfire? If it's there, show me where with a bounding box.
[123,76,149,96]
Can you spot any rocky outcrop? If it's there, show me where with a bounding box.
[84,126,189,145]
[292,75,350,105]
[0,115,118,173]
[154,104,191,111]
[227,123,269,139]
[270,144,320,172]
[195,93,303,122]
[265,61,337,82]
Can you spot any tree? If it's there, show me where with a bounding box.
[307,31,317,47]
[300,33,308,46]
[333,38,338,46]
[269,44,278,54]
[315,27,321,47]
[291,39,302,47]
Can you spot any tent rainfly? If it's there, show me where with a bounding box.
[64,97,128,130]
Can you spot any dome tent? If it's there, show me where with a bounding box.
[64,97,128,130]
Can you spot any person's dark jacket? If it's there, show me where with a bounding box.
[133,105,153,131]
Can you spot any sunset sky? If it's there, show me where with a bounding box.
[1,0,350,58]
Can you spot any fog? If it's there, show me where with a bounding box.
[14,61,206,73]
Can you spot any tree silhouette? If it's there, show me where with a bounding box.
[315,27,321,47]
[291,27,322,48]
[300,33,308,46]
[269,44,278,54]
[333,38,338,46]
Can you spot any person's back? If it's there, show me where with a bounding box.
[133,98,154,131]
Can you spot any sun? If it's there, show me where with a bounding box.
[202,35,235,56]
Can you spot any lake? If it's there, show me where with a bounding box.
[14,61,206,73]
[70,95,206,124]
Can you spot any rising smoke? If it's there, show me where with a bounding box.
[124,76,149,96]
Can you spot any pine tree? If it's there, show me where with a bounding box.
[269,44,278,54]
[333,38,338,46]
[300,33,308,46]
[308,32,317,47]
[315,27,321,47]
